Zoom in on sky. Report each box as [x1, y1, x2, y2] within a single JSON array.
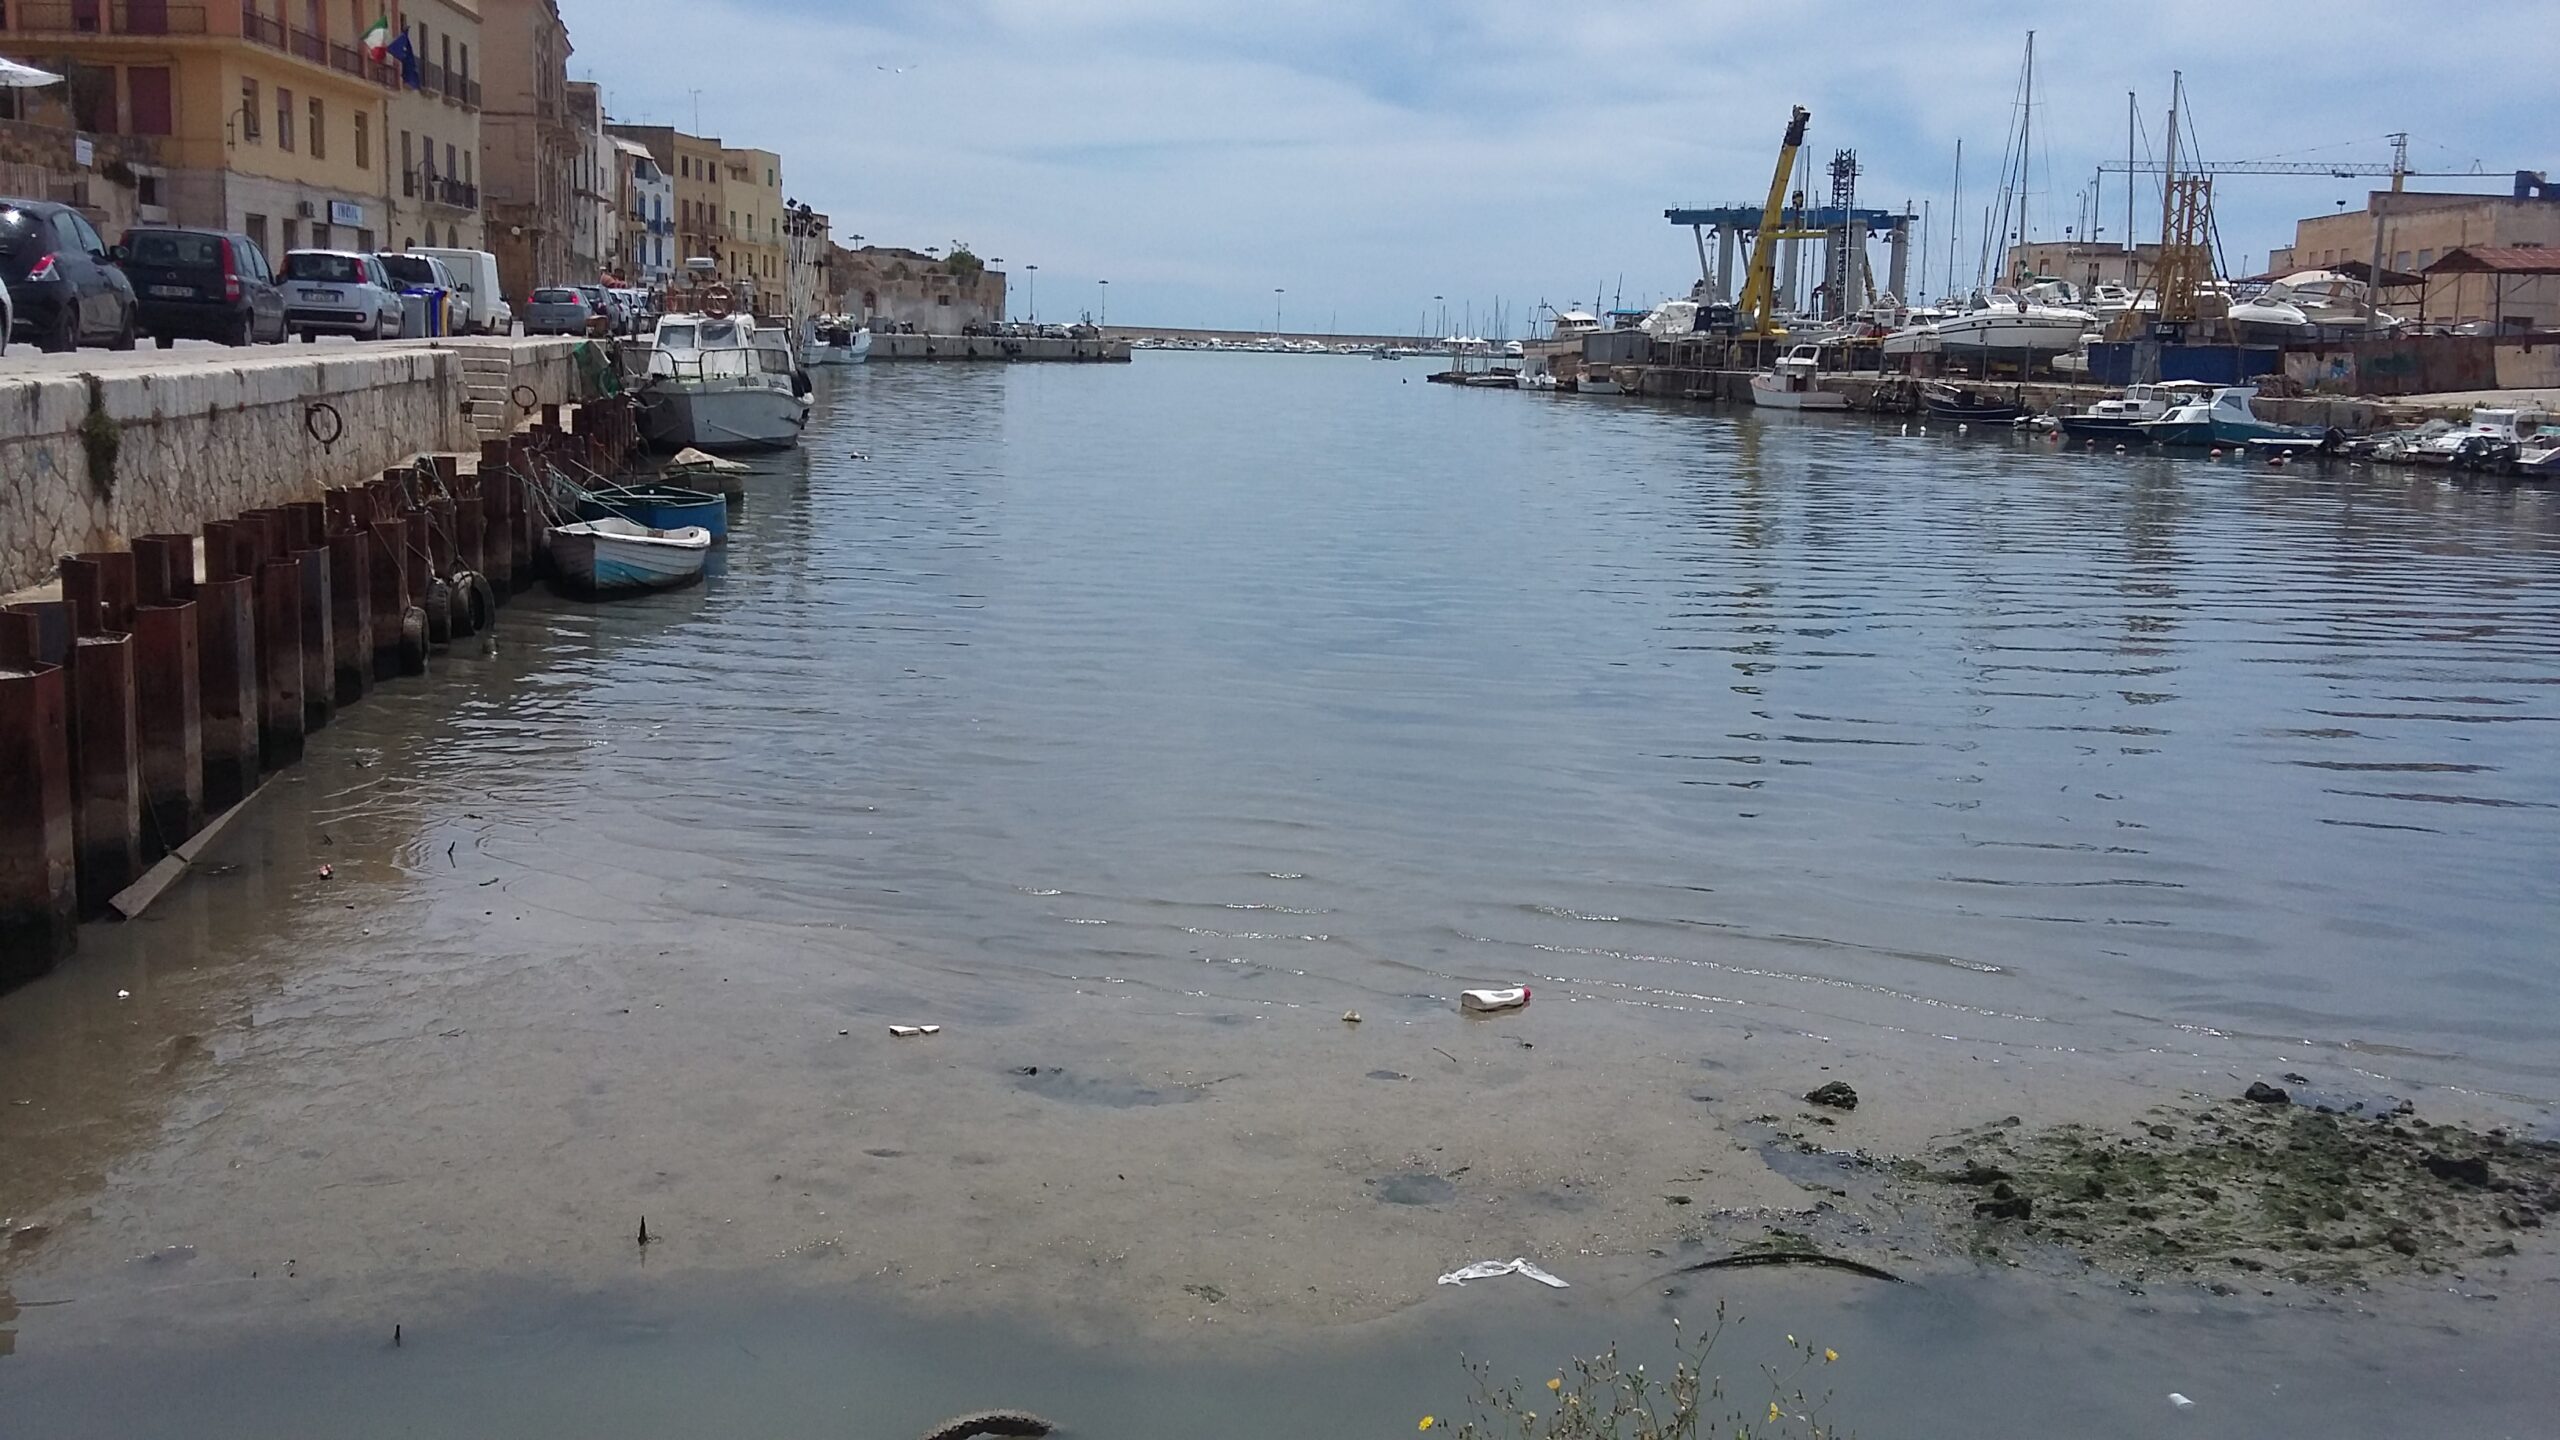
[[562, 0, 2559, 334]]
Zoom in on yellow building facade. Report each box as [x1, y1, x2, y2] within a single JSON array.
[[2, 1, 415, 256], [718, 145, 782, 305], [383, 0, 485, 253]]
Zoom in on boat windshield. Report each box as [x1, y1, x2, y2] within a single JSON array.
[[655, 323, 699, 351]]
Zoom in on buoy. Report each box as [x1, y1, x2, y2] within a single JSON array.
[[2209, 447, 2223, 459], [2114, 444, 2128, 453]]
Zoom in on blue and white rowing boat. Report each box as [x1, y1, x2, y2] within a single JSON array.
[[577, 484, 730, 544], [549, 517, 711, 595]]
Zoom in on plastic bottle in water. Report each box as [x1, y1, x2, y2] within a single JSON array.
[[1460, 986, 1531, 1013]]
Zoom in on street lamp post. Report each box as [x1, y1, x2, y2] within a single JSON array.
[[1026, 263, 1038, 322], [1434, 294, 1445, 345], [1274, 287, 1284, 336], [1098, 279, 1108, 328]]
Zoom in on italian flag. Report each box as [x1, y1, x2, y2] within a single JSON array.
[[361, 14, 392, 62]]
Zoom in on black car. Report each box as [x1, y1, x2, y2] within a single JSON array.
[[118, 226, 287, 347], [0, 197, 137, 352]]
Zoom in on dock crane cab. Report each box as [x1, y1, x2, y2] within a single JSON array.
[[1735, 106, 1813, 340]]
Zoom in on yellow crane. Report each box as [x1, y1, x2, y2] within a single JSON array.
[[1736, 105, 1819, 339]]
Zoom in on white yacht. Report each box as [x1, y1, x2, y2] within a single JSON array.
[[804, 313, 874, 366], [635, 291, 813, 452], [1930, 286, 2096, 353], [2408, 406, 2546, 465], [2226, 270, 2400, 346], [1749, 344, 1848, 410]]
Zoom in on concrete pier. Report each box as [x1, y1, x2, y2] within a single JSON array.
[[869, 332, 1133, 363]]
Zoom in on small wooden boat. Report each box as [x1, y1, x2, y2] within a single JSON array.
[[1922, 384, 2027, 425], [549, 517, 711, 594], [578, 484, 729, 544]]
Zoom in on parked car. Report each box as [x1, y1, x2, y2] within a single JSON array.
[[118, 226, 287, 347], [572, 284, 627, 335], [1, 196, 138, 352], [280, 250, 405, 341], [522, 285, 600, 336], [376, 252, 459, 335], [407, 246, 510, 334]]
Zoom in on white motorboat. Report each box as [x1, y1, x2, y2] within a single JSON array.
[[548, 517, 712, 594], [804, 314, 873, 366], [1930, 287, 2096, 353], [636, 289, 813, 452], [1881, 306, 1951, 357], [1749, 344, 1848, 410], [2225, 270, 2401, 346], [2408, 406, 2547, 465]]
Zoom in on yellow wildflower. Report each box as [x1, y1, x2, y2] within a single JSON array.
[[1825, 1348, 1839, 1364], [1770, 1401, 1783, 1423], [1418, 1419, 1434, 1432], [1548, 1377, 1563, 1393]]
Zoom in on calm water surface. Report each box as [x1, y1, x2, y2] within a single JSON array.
[[489, 352, 2560, 1096]]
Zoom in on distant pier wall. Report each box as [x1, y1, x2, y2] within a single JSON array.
[[869, 333, 1131, 363]]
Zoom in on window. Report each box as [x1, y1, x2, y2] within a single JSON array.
[[420, 132, 435, 175], [2394, 250, 2412, 271], [128, 66, 173, 137], [2417, 248, 2436, 268], [400, 131, 413, 194], [357, 227, 373, 251], [441, 34, 451, 75], [461, 151, 471, 185], [246, 213, 269, 255], [459, 42, 469, 82], [241, 79, 261, 142], [308, 96, 324, 159], [354, 111, 368, 170], [311, 222, 331, 249], [283, 217, 301, 251], [277, 86, 293, 152], [445, 142, 455, 179], [766, 168, 774, 186]]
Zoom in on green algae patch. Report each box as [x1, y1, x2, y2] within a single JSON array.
[[1906, 1100, 2560, 1290]]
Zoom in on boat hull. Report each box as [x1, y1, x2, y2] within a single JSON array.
[[806, 331, 874, 366], [1750, 375, 1848, 410], [2058, 415, 2150, 440], [1932, 311, 2090, 354], [549, 522, 711, 594], [639, 384, 811, 453]]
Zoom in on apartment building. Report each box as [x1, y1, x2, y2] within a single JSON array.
[[476, 0, 573, 295], [2, 0, 406, 255], [560, 76, 603, 278], [605, 122, 723, 275], [383, 0, 483, 252], [607, 134, 673, 285], [718, 144, 781, 302]]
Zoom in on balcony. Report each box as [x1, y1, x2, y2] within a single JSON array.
[[10, 2, 211, 34], [425, 176, 476, 210]]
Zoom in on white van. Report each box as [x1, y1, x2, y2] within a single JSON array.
[[407, 247, 512, 335]]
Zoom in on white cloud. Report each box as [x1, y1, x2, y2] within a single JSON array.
[[565, 0, 2560, 330]]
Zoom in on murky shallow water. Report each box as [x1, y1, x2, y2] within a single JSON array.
[[4, 353, 2559, 1429]]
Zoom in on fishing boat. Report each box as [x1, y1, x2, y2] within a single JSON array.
[[2134, 385, 2316, 448], [634, 284, 812, 452], [1921, 382, 2026, 424], [803, 314, 874, 366], [1749, 344, 1848, 410], [548, 517, 712, 595], [2057, 381, 2211, 440], [578, 484, 730, 544]]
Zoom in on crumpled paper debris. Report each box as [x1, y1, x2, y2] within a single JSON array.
[[1436, 1258, 1569, 1288]]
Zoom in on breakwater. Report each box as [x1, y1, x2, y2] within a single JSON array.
[[0, 399, 642, 984], [869, 333, 1132, 362]]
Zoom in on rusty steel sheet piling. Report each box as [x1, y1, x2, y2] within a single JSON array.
[[193, 525, 262, 815], [368, 518, 407, 680], [327, 526, 374, 705], [424, 496, 459, 644], [254, 551, 306, 770], [401, 510, 432, 674], [128, 543, 205, 859], [276, 505, 335, 735], [59, 557, 143, 913], [0, 609, 77, 984]]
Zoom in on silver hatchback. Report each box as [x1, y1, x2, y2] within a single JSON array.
[[523, 286, 600, 336]]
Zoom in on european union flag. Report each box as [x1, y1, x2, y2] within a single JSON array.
[[386, 30, 422, 89]]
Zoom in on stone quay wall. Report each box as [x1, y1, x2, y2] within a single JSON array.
[[1, 340, 584, 596]]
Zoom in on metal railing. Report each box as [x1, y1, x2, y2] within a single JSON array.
[[427, 176, 476, 209], [287, 24, 321, 62], [10, 1, 208, 33], [240, 4, 282, 47]]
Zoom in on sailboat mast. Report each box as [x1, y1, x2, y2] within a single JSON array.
[[1947, 137, 1962, 301], [2015, 29, 2032, 279], [2125, 91, 2136, 258]]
